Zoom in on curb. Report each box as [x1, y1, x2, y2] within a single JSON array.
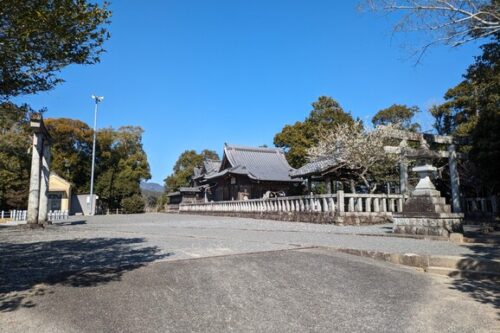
[[335, 248, 500, 280]]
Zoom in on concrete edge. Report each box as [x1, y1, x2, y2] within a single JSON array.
[[334, 247, 500, 279]]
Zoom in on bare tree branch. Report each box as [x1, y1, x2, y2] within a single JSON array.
[[363, 0, 500, 60]]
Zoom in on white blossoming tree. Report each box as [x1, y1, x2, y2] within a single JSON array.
[[308, 122, 399, 192]]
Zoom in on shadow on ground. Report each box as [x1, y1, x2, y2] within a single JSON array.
[[54, 220, 87, 227], [450, 244, 500, 318], [0, 237, 171, 312]]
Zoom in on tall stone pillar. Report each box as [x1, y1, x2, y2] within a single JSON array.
[[27, 133, 42, 224], [38, 143, 51, 222], [399, 160, 408, 195], [448, 144, 461, 213]]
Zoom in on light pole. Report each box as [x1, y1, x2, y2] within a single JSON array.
[[90, 95, 104, 215]]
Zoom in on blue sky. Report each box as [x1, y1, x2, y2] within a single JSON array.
[[15, 0, 483, 183]]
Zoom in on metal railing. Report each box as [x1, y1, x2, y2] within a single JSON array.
[[179, 191, 407, 214]]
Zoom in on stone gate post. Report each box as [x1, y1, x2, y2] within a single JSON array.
[[26, 114, 52, 226], [38, 142, 51, 222], [27, 132, 43, 224], [448, 144, 461, 213]]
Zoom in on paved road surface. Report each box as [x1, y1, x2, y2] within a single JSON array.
[[1, 214, 498, 332]]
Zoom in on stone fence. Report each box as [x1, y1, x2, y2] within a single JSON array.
[[179, 191, 407, 225], [462, 196, 498, 219], [0, 210, 69, 222]]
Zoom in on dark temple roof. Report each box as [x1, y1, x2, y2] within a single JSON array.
[[289, 157, 340, 178], [204, 159, 221, 176], [206, 144, 299, 182], [193, 159, 222, 180]]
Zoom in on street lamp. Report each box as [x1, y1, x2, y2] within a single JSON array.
[[89, 95, 104, 215]]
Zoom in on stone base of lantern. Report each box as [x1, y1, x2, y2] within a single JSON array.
[[393, 164, 463, 237]]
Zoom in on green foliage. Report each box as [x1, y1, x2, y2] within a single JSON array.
[[165, 149, 219, 191], [372, 104, 421, 131], [94, 126, 151, 210], [430, 38, 500, 193], [45, 118, 93, 193], [0, 0, 111, 99], [0, 103, 35, 209], [44, 119, 151, 210], [121, 194, 145, 214], [274, 96, 355, 168]]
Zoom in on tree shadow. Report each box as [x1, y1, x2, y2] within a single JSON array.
[[448, 244, 500, 319], [0, 237, 171, 312], [53, 220, 87, 227]]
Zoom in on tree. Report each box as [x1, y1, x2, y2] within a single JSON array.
[[274, 96, 355, 168], [95, 126, 151, 210], [308, 122, 399, 192], [0, 0, 111, 99], [372, 104, 421, 131], [46, 119, 151, 209], [430, 39, 499, 193], [0, 103, 35, 209], [121, 194, 145, 214], [45, 118, 93, 193], [165, 149, 219, 191], [364, 0, 500, 59]]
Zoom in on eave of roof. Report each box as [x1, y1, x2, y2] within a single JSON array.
[[290, 158, 339, 178]]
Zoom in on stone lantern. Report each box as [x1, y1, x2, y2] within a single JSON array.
[[393, 163, 463, 237]]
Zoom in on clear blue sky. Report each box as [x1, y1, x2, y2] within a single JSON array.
[[15, 0, 483, 183]]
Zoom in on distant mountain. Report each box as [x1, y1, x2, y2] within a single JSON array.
[[140, 181, 164, 193]]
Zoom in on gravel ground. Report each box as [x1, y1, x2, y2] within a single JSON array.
[[0, 213, 496, 260]]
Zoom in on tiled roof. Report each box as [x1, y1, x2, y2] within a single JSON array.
[[193, 167, 203, 179], [204, 159, 221, 175], [204, 165, 250, 180], [289, 158, 339, 178], [217, 144, 299, 182]]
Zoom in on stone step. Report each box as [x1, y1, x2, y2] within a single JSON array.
[[429, 197, 447, 205], [433, 204, 451, 213]]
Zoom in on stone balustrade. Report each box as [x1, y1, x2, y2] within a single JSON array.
[[0, 210, 69, 222], [462, 196, 498, 217], [179, 191, 406, 217]]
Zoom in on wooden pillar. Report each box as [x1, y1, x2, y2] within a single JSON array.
[[325, 176, 332, 194]]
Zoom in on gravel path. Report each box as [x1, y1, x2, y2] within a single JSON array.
[[1, 213, 496, 261]]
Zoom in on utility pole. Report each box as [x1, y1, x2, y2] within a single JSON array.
[[90, 95, 104, 215]]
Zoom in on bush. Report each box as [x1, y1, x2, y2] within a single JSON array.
[[121, 194, 145, 214]]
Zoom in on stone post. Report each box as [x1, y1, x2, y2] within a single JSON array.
[[27, 133, 42, 224], [336, 190, 344, 213], [448, 144, 461, 213], [38, 143, 51, 222], [399, 161, 408, 195]]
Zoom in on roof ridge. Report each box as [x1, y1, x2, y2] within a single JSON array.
[[225, 143, 283, 153]]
